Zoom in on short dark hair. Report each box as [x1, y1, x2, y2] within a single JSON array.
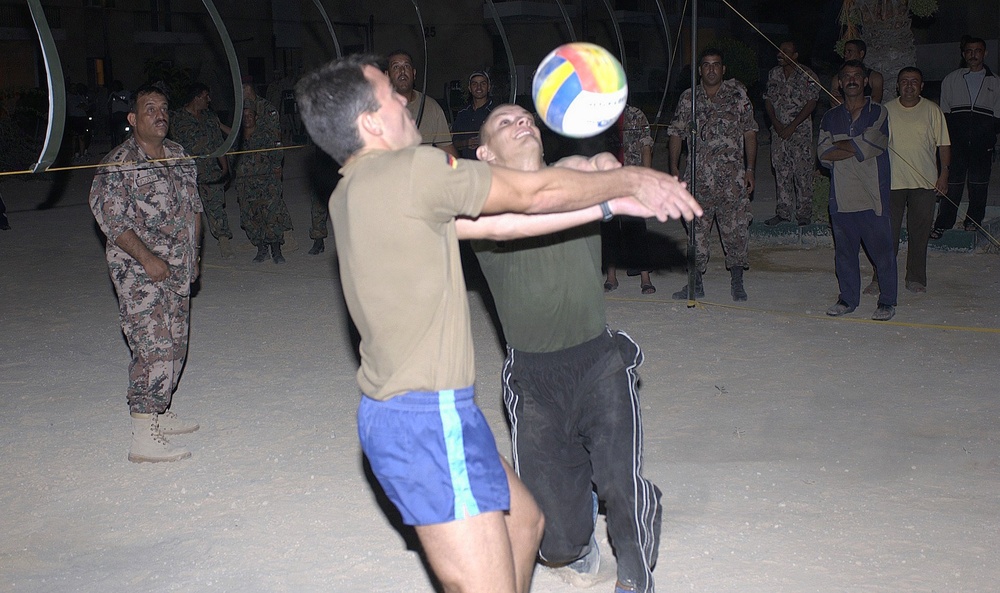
[[779, 39, 798, 54], [699, 47, 724, 64], [181, 82, 210, 107], [385, 49, 414, 70], [295, 54, 382, 165], [130, 84, 169, 113], [897, 66, 923, 82], [838, 59, 867, 80], [962, 37, 987, 51], [845, 39, 867, 55]]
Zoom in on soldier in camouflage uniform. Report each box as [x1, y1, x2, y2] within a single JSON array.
[[233, 105, 292, 264], [169, 83, 233, 258], [668, 47, 758, 301], [763, 40, 819, 226], [240, 77, 280, 142], [89, 84, 203, 463]]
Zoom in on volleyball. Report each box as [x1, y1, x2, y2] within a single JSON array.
[[532, 42, 628, 138]]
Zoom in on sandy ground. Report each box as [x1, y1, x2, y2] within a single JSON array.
[[2, 141, 999, 593]]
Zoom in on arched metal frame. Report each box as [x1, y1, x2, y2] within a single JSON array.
[[200, 0, 242, 160], [485, 0, 517, 103], [27, 0, 65, 173], [311, 0, 343, 59]]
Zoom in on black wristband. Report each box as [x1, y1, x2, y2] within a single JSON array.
[[600, 201, 613, 222]]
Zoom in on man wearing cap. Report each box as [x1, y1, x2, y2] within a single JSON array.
[[451, 70, 495, 159]]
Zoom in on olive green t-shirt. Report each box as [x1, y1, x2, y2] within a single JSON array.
[[473, 222, 607, 353], [331, 147, 492, 400]]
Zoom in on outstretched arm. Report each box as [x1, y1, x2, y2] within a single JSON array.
[[483, 161, 700, 222], [456, 196, 653, 240]]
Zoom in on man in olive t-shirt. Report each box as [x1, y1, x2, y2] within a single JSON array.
[[459, 104, 662, 593], [295, 56, 699, 593]]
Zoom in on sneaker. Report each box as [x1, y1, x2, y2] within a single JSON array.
[[764, 215, 789, 226], [862, 280, 879, 295], [826, 300, 856, 316], [871, 304, 895, 321], [614, 580, 638, 593], [905, 281, 926, 293], [566, 538, 600, 577]]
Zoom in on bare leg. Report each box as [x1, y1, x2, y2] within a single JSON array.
[[501, 458, 544, 593], [415, 458, 543, 593]]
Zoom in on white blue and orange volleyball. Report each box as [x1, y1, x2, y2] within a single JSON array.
[[532, 42, 628, 138]]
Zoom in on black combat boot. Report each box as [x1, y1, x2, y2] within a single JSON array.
[[730, 267, 747, 301], [671, 270, 704, 300], [308, 238, 325, 255], [271, 242, 285, 264], [252, 243, 269, 263]]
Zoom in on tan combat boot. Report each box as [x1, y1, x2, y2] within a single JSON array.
[[129, 413, 191, 463], [156, 410, 200, 435]]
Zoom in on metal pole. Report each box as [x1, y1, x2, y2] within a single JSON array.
[[685, 0, 698, 305]]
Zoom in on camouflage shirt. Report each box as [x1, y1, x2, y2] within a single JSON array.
[[89, 137, 202, 295], [622, 106, 653, 167], [244, 96, 281, 147], [668, 79, 758, 180], [233, 122, 282, 178], [763, 65, 820, 133], [169, 108, 226, 182]]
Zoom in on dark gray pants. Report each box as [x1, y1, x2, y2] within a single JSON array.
[[502, 329, 662, 593]]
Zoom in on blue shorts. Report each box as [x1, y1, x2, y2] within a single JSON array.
[[357, 386, 511, 526]]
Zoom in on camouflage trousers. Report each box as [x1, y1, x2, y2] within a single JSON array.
[[236, 176, 293, 245], [771, 130, 814, 222], [113, 265, 191, 414], [199, 180, 232, 240], [690, 175, 751, 273], [310, 192, 329, 240]]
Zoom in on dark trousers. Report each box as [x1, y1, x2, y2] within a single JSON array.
[[503, 329, 661, 593], [890, 188, 935, 287], [602, 216, 652, 271], [935, 134, 994, 229], [831, 208, 898, 308]]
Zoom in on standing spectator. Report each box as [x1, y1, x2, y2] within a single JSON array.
[[668, 47, 758, 301], [385, 50, 458, 157], [818, 61, 897, 321], [763, 40, 819, 226], [89, 84, 203, 462], [932, 37, 1000, 237], [233, 105, 292, 264], [831, 39, 884, 105], [879, 67, 950, 293], [451, 70, 495, 159], [604, 105, 657, 294], [240, 76, 280, 143], [294, 54, 699, 593], [169, 83, 234, 258], [467, 103, 663, 593]]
